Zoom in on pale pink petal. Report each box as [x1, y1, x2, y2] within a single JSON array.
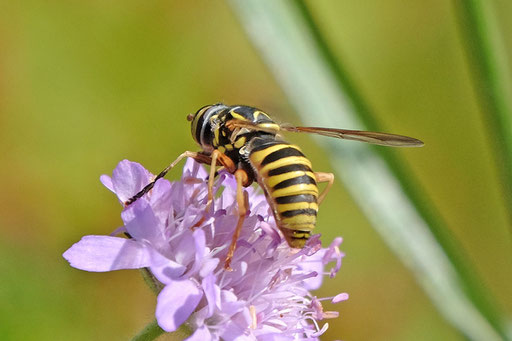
[[149, 180, 173, 223], [111, 160, 152, 203], [100, 174, 114, 193], [298, 249, 326, 290], [219, 290, 245, 316], [156, 279, 203, 332], [220, 320, 252, 341], [185, 325, 213, 341], [256, 333, 294, 341], [123, 201, 165, 247], [149, 260, 187, 285], [183, 157, 208, 180], [199, 258, 220, 278], [171, 231, 196, 266], [66, 158, 346, 339], [188, 229, 207, 275], [63, 235, 153, 271], [202, 274, 221, 317], [332, 292, 349, 303]]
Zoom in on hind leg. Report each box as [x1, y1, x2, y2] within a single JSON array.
[[314, 172, 334, 205]]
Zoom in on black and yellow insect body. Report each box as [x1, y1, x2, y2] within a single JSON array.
[[247, 138, 318, 248], [126, 103, 423, 269], [188, 104, 280, 185], [189, 104, 320, 248]]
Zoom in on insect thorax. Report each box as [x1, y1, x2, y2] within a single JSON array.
[[196, 105, 275, 157]]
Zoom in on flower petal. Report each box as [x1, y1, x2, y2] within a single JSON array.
[[332, 292, 349, 303], [122, 200, 165, 248], [188, 229, 208, 276], [199, 258, 220, 278], [99, 174, 114, 193], [202, 274, 221, 317], [194, 229, 206, 263], [219, 290, 245, 316], [156, 279, 204, 332], [149, 258, 187, 285], [171, 230, 196, 267], [256, 333, 294, 341], [183, 157, 208, 180], [149, 179, 174, 223], [220, 320, 252, 341], [63, 235, 153, 271], [185, 325, 213, 341], [111, 160, 152, 203], [72, 159, 346, 339], [299, 255, 325, 291]]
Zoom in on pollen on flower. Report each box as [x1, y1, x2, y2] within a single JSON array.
[[63, 158, 347, 340]]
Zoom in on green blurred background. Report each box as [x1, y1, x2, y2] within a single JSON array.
[[0, 1, 511, 340]]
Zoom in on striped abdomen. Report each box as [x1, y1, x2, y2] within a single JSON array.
[[247, 138, 318, 248]]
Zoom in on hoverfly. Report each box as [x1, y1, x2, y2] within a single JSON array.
[[125, 104, 423, 269]]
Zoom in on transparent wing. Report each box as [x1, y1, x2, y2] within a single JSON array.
[[280, 125, 424, 147], [225, 119, 424, 147]]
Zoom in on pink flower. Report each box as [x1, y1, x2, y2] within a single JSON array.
[[63, 159, 347, 340]]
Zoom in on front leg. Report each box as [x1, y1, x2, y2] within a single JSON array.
[[205, 150, 237, 212], [124, 151, 212, 206]]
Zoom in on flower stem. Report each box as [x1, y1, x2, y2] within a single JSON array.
[[130, 319, 165, 341], [131, 320, 192, 341], [134, 270, 191, 340], [140, 267, 164, 295]]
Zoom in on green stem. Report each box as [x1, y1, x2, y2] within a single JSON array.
[[295, 1, 507, 338], [140, 267, 164, 295], [130, 319, 165, 341], [453, 0, 512, 234], [129, 271, 168, 340], [130, 320, 192, 341]]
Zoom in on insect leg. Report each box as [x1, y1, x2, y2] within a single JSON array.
[[205, 150, 219, 211], [224, 169, 249, 271], [314, 172, 335, 205], [205, 150, 237, 212], [124, 151, 212, 206]]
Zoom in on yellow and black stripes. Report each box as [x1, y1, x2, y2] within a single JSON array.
[[248, 138, 318, 248], [189, 103, 320, 248]]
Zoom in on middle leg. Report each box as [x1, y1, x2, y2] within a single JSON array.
[[223, 169, 249, 271]]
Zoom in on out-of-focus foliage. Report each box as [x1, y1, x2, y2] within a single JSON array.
[[229, 0, 510, 339], [0, 1, 510, 340]]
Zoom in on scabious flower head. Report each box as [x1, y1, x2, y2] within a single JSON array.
[[63, 159, 347, 340]]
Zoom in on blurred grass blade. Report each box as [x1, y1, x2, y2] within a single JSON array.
[[228, 0, 507, 339], [453, 0, 512, 233]]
